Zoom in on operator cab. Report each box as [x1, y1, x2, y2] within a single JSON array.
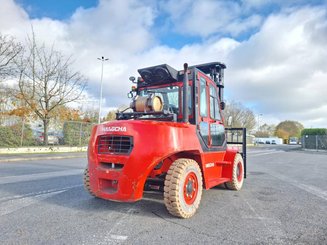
[[117, 62, 226, 126]]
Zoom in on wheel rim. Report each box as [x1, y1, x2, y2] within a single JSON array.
[[237, 161, 243, 182], [183, 172, 198, 205]]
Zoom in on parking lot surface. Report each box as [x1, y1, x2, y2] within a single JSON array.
[[0, 146, 326, 244]]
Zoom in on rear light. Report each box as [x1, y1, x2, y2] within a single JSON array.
[[98, 135, 133, 154]]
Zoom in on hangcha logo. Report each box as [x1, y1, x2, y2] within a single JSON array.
[[103, 126, 127, 132]]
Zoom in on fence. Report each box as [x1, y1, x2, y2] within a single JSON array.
[[301, 135, 327, 150], [63, 121, 94, 146], [226, 127, 247, 178], [0, 120, 95, 147]]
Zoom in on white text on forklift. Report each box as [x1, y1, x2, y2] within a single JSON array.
[[103, 126, 127, 132]]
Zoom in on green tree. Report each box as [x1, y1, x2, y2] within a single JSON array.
[[0, 126, 16, 147], [301, 128, 327, 136], [0, 122, 34, 147]]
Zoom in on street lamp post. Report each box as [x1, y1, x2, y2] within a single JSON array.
[[257, 113, 263, 131], [97, 56, 109, 124]]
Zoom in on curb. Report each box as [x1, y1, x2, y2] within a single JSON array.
[[0, 146, 87, 154], [0, 154, 86, 163]]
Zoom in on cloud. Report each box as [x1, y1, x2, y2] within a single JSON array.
[[227, 6, 327, 126], [68, 0, 155, 54], [161, 0, 263, 37], [1, 0, 327, 127], [0, 0, 29, 36], [0, 0, 157, 106]]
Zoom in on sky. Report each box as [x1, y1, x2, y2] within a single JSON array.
[[0, 0, 327, 128]]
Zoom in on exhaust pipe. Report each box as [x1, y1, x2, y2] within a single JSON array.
[[183, 63, 189, 123]]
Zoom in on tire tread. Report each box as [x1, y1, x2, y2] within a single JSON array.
[[164, 158, 203, 218], [83, 168, 96, 197], [225, 154, 244, 191]]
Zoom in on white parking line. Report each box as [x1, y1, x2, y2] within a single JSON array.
[[0, 185, 82, 216], [102, 208, 137, 243], [243, 197, 284, 242], [249, 150, 283, 157], [0, 169, 83, 185], [0, 190, 64, 216], [0, 184, 83, 202], [109, 235, 128, 241]]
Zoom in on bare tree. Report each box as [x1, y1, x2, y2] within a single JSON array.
[[254, 123, 276, 137], [0, 33, 22, 79], [223, 100, 256, 131], [16, 33, 86, 145]]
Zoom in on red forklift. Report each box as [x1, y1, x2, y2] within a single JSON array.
[[85, 62, 246, 218]]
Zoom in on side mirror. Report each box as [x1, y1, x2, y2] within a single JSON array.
[[220, 101, 225, 110]]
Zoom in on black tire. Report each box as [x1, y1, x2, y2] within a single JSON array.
[[225, 154, 244, 191], [83, 168, 96, 197], [164, 158, 203, 218]]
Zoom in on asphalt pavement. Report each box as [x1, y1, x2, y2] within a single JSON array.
[[0, 146, 326, 244]]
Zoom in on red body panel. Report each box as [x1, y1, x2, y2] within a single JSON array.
[[87, 120, 237, 202]]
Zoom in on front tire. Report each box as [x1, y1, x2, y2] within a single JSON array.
[[225, 154, 244, 191], [164, 158, 203, 218]]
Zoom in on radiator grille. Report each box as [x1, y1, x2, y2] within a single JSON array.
[[98, 135, 133, 154]]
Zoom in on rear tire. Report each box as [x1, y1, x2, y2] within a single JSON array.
[[164, 158, 203, 218], [225, 154, 244, 191], [83, 168, 96, 197]]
